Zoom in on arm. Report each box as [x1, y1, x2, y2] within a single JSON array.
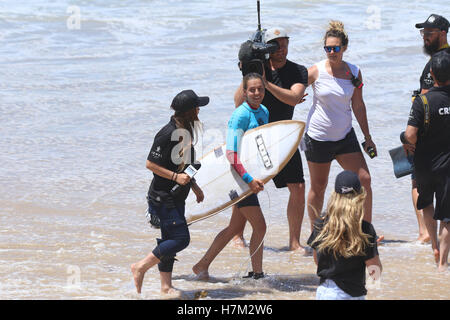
[[307, 64, 319, 86], [402, 125, 419, 155], [264, 81, 306, 106], [365, 255, 382, 281], [234, 82, 245, 108], [146, 160, 190, 185], [351, 70, 376, 155]]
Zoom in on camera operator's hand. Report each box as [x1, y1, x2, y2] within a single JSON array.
[[298, 93, 308, 104]]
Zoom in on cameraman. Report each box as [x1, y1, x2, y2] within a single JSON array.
[[402, 50, 450, 272], [234, 28, 309, 252]]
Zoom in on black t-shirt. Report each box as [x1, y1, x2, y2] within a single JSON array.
[[307, 217, 379, 297], [407, 85, 450, 173], [147, 117, 196, 204], [263, 59, 308, 123], [420, 47, 448, 92]]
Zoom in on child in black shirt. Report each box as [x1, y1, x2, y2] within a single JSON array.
[[307, 170, 382, 300]]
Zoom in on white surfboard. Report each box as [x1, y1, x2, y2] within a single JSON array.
[[185, 120, 305, 225]]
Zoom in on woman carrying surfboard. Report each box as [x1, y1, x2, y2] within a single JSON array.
[[131, 89, 207, 295], [193, 73, 268, 280]]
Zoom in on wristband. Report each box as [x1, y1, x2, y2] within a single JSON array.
[[242, 173, 254, 184]]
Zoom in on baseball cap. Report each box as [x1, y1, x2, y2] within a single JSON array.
[[170, 90, 209, 113], [264, 27, 289, 43], [415, 14, 449, 32], [334, 170, 361, 195]]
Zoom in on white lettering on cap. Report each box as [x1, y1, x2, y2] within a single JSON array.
[[428, 16, 436, 23]]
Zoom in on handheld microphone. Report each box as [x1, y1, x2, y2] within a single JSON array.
[[170, 163, 201, 194]]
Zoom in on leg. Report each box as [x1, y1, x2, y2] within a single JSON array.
[[193, 205, 247, 278], [335, 152, 372, 222], [231, 205, 247, 248], [239, 206, 267, 274], [412, 179, 430, 243], [307, 161, 331, 230], [438, 222, 449, 272], [422, 205, 440, 263], [131, 252, 160, 294], [286, 182, 306, 251]]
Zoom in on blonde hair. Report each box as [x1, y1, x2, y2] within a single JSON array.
[[311, 188, 370, 259], [324, 20, 349, 47]]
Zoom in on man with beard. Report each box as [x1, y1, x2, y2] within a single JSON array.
[[416, 14, 449, 94], [407, 14, 449, 244]]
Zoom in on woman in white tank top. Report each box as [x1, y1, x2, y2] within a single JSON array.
[[304, 21, 377, 227]]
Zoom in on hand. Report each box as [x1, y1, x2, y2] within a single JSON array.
[[363, 138, 377, 157], [175, 173, 191, 185], [402, 143, 415, 156], [248, 179, 264, 194], [298, 93, 308, 104]]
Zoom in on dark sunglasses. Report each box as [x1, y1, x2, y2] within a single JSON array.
[[324, 46, 342, 53]]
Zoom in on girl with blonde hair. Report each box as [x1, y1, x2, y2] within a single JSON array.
[[307, 170, 382, 300]]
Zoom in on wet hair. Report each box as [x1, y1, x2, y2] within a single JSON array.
[[324, 20, 349, 47], [431, 50, 450, 83], [311, 187, 371, 259], [242, 73, 265, 90]]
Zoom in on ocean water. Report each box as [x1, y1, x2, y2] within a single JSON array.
[[0, 0, 449, 299]]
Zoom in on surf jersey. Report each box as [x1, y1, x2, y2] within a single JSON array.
[[226, 102, 269, 183], [306, 60, 359, 142], [263, 59, 308, 123]]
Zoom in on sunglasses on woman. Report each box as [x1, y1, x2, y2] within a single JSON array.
[[324, 46, 342, 53]]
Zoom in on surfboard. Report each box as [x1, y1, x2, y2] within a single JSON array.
[[185, 120, 305, 225]]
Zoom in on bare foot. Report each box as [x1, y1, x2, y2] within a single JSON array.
[[131, 263, 145, 294], [161, 287, 182, 299], [192, 264, 210, 281], [232, 236, 247, 248], [437, 263, 448, 273], [289, 245, 312, 256], [417, 235, 431, 244]]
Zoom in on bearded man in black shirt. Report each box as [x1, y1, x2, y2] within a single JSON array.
[[233, 27, 309, 252], [403, 50, 450, 272]]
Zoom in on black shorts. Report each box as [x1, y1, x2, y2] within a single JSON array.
[[237, 193, 260, 208], [304, 128, 362, 163], [272, 149, 305, 188], [416, 170, 450, 222]]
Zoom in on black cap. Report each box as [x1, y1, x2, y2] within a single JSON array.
[[415, 14, 449, 32], [335, 170, 361, 194], [170, 90, 209, 113]]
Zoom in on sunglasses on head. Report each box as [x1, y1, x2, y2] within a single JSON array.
[[324, 46, 342, 53]]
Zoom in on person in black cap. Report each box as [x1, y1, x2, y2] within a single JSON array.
[[131, 89, 208, 295], [416, 14, 449, 93], [233, 27, 309, 253], [402, 50, 450, 272], [409, 14, 449, 244], [307, 170, 382, 300]]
